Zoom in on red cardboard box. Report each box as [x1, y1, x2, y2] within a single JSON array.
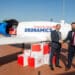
[[28, 56, 43, 68], [17, 54, 28, 67], [43, 44, 51, 54], [31, 44, 43, 57], [31, 44, 41, 52]]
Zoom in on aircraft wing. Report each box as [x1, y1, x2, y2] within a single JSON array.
[[0, 36, 50, 45]]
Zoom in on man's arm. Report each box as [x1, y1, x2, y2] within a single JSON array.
[[61, 31, 71, 49], [59, 32, 63, 43], [63, 31, 71, 43]]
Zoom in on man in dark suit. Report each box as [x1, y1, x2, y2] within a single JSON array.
[[50, 24, 63, 70], [64, 22, 75, 70]]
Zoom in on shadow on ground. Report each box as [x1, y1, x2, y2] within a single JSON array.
[[0, 51, 22, 66], [57, 71, 75, 75]]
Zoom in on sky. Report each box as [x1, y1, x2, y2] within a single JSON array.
[[0, 0, 75, 23]]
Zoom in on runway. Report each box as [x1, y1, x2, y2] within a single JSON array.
[[0, 44, 75, 75]]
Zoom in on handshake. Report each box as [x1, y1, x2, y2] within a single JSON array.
[[59, 40, 63, 44], [59, 40, 68, 49]]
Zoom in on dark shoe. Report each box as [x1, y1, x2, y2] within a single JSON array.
[[65, 65, 71, 71], [65, 67, 70, 71], [55, 65, 62, 68], [49, 65, 54, 70]]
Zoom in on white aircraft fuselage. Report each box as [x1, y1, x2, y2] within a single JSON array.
[[0, 20, 71, 45], [17, 21, 71, 41]]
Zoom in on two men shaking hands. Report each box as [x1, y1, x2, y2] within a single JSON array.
[[50, 22, 75, 70]]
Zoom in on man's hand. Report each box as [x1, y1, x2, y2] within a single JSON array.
[[61, 43, 68, 49], [59, 40, 63, 44]]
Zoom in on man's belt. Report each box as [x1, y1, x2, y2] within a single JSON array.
[[52, 41, 60, 44]]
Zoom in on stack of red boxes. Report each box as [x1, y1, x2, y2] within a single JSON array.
[[17, 43, 56, 68], [28, 43, 44, 68]]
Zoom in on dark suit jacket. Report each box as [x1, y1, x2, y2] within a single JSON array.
[[51, 30, 61, 49], [64, 31, 73, 44]]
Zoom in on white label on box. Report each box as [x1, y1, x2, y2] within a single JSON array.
[[35, 57, 44, 68], [43, 54, 50, 65]]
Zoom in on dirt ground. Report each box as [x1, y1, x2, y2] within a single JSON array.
[[0, 45, 75, 75]]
